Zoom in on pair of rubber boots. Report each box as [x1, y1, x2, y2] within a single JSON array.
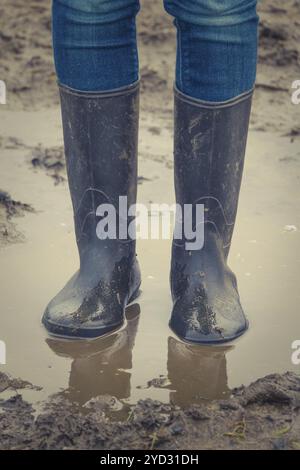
[[42, 81, 253, 344]]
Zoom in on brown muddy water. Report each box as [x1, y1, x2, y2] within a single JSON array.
[[0, 107, 300, 419]]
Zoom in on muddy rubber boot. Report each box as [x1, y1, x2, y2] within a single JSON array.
[[170, 87, 253, 344], [42, 82, 141, 338]]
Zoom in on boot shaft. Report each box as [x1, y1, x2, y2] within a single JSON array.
[[173, 87, 253, 253], [59, 82, 140, 253]]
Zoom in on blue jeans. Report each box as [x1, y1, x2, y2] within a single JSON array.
[[52, 0, 258, 101]]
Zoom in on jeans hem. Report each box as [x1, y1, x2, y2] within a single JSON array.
[[174, 84, 254, 108], [58, 79, 140, 98]]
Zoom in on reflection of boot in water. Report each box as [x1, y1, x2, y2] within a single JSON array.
[[46, 304, 140, 406], [167, 336, 232, 407]]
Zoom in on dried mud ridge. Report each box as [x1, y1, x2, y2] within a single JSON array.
[[29, 144, 149, 185], [0, 190, 34, 245], [31, 145, 66, 185], [0, 371, 299, 450]]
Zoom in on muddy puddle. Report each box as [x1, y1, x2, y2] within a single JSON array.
[[0, 107, 299, 420]]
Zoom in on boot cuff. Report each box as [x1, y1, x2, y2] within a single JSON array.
[[174, 85, 254, 109], [58, 80, 140, 99]]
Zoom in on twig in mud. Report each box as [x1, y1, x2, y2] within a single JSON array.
[[224, 417, 247, 440], [273, 424, 292, 438], [150, 431, 158, 450], [126, 409, 134, 422]]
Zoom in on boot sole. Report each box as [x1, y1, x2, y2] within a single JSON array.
[[169, 317, 249, 345]]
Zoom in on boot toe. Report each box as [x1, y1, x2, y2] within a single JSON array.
[[42, 302, 124, 339], [42, 308, 124, 339], [169, 296, 248, 345], [42, 277, 125, 339]]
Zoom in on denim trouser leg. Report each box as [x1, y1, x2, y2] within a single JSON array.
[[52, 0, 258, 99], [164, 0, 259, 101], [52, 0, 140, 91]]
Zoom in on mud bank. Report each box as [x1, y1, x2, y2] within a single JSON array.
[[0, 371, 299, 450], [0, 0, 300, 452]]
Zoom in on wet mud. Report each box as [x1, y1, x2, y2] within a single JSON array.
[[0, 0, 300, 450], [0, 370, 299, 450], [30, 145, 65, 185], [0, 190, 34, 245]]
